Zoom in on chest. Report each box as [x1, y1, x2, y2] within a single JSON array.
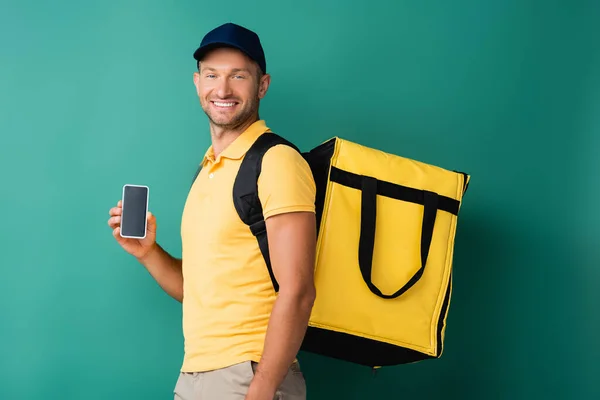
[[181, 163, 248, 245]]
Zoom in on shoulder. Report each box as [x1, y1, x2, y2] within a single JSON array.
[[257, 141, 316, 219], [260, 142, 314, 185], [262, 142, 304, 166]]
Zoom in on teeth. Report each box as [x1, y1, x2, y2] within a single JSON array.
[[214, 102, 235, 107]]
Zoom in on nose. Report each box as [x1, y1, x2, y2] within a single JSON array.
[[215, 77, 233, 99]]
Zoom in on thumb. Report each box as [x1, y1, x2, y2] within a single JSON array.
[[147, 211, 157, 231]]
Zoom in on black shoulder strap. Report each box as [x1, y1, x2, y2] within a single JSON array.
[[232, 132, 300, 292], [191, 164, 203, 187]]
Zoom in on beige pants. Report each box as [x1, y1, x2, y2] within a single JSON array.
[[173, 360, 306, 400]]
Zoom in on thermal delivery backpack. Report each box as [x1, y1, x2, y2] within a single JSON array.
[[193, 133, 470, 369]]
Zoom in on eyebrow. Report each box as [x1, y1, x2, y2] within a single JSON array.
[[201, 66, 251, 74]]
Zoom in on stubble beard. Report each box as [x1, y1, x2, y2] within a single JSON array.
[[203, 94, 260, 132]]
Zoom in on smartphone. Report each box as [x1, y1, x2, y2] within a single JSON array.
[[120, 184, 149, 239]]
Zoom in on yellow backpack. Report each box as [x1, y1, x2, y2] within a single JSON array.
[[214, 134, 470, 368]]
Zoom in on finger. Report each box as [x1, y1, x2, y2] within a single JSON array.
[[118, 200, 122, 207], [108, 216, 121, 228], [113, 226, 120, 236], [109, 207, 122, 216]]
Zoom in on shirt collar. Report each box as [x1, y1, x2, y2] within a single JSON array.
[[202, 120, 270, 166]]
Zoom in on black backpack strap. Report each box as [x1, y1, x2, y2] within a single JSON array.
[[232, 132, 300, 292], [191, 164, 203, 187]]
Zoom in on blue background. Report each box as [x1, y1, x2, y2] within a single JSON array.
[[1, 0, 599, 398]]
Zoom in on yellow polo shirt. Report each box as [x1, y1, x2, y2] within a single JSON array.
[[179, 120, 316, 372]]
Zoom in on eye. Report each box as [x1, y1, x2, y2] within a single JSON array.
[[233, 75, 245, 79], [206, 74, 216, 79]]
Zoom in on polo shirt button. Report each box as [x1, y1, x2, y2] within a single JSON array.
[[209, 173, 214, 179]]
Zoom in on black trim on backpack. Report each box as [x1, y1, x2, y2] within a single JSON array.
[[454, 170, 470, 194], [436, 270, 452, 357], [300, 270, 452, 368]]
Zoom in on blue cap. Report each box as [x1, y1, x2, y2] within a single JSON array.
[[193, 23, 266, 74]]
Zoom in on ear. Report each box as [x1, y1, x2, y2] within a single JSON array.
[[193, 72, 201, 96], [258, 73, 271, 99]]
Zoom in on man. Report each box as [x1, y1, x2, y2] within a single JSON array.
[[107, 22, 317, 399]]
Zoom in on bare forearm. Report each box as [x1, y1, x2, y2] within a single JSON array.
[[137, 243, 183, 302], [248, 291, 315, 398]]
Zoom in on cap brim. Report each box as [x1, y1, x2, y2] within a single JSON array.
[[193, 41, 252, 62]]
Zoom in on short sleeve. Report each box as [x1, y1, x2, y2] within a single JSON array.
[[257, 144, 316, 220]]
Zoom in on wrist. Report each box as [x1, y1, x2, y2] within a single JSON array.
[[246, 379, 277, 400], [137, 242, 159, 264]]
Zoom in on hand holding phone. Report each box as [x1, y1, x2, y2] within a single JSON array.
[[108, 184, 156, 259]]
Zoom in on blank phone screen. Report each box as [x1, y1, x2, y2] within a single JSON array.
[[121, 185, 148, 238]]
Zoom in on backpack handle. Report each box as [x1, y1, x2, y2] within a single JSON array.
[[358, 175, 439, 299]]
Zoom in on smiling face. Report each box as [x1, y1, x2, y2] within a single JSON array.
[[193, 47, 270, 131]]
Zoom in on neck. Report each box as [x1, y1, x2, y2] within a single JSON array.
[[210, 115, 259, 157]]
